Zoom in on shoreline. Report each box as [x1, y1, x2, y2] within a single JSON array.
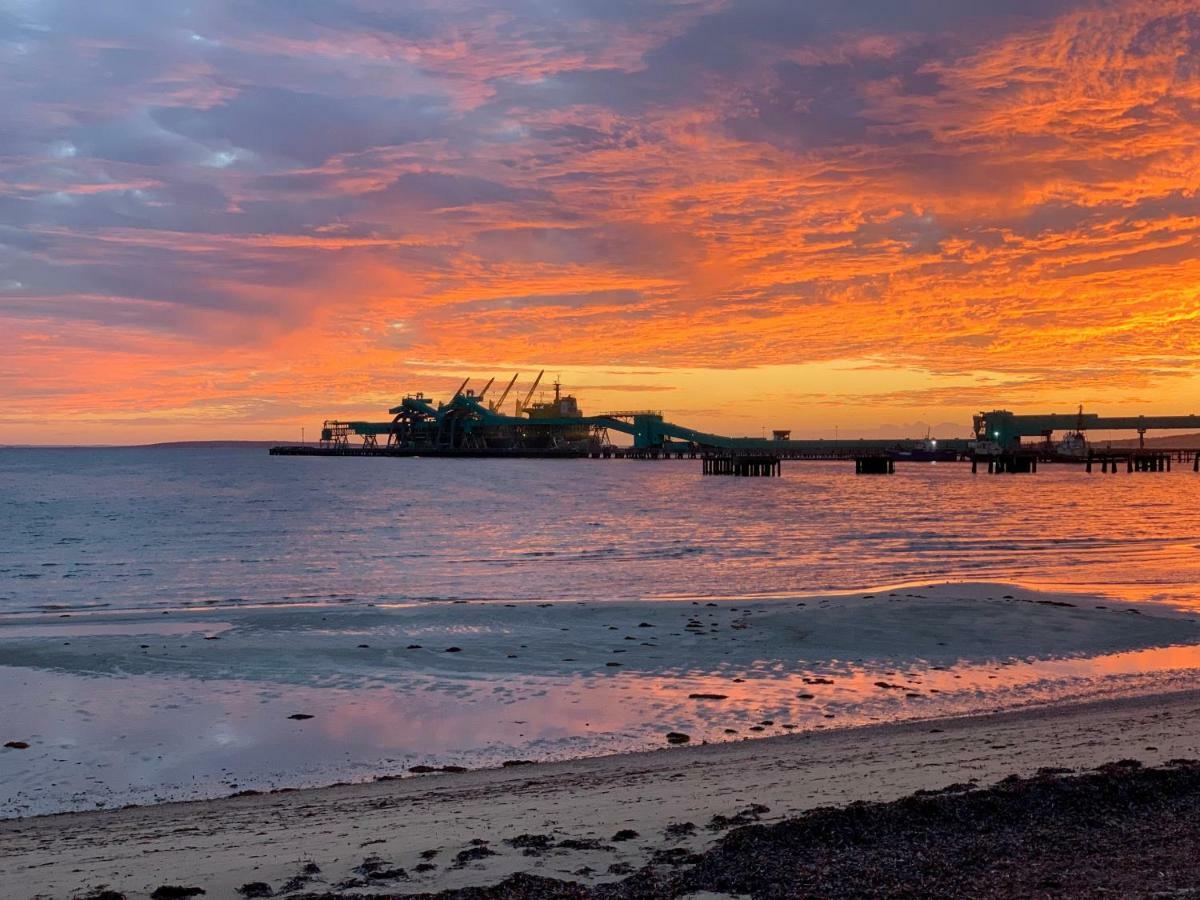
[[2, 580, 1200, 820], [6, 685, 1200, 899], [7, 675, 1200, 824], [3, 582, 1200, 818]]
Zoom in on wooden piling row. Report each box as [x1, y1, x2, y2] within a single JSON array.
[[1085, 451, 1172, 473], [854, 457, 895, 475], [701, 454, 781, 476], [599, 447, 700, 460], [970, 453, 1038, 474]]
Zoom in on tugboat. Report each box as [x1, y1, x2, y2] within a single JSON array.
[[1049, 405, 1089, 461], [1053, 430, 1089, 460], [889, 429, 960, 462]]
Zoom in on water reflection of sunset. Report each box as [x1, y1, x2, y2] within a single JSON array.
[[7, 456, 1200, 611], [6, 605, 1200, 816]]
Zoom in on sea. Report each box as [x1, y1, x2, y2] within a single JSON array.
[[6, 447, 1200, 609], [3, 447, 1200, 816]]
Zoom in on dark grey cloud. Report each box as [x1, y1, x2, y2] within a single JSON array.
[[726, 48, 948, 152], [65, 114, 210, 168], [152, 87, 444, 167], [451, 288, 644, 314], [802, 209, 946, 255], [470, 222, 702, 271], [486, 0, 1085, 141], [368, 172, 549, 211], [221, 0, 436, 39], [0, 0, 1183, 358], [529, 123, 641, 153], [1129, 10, 1200, 56], [643, 0, 1083, 79]]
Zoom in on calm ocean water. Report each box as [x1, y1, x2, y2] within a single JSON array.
[[4, 447, 1200, 612], [6, 447, 1200, 815]]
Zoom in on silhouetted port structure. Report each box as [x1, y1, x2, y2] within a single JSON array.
[[272, 372, 973, 461], [973, 410, 1200, 451], [270, 375, 1200, 476], [969, 409, 1200, 476]]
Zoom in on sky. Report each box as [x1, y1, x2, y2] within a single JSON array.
[[2, 0, 1200, 443]]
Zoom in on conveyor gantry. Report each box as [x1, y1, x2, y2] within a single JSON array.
[[975, 410, 1200, 450]]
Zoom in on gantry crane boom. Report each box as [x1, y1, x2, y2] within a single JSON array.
[[491, 373, 520, 411], [519, 370, 544, 413]]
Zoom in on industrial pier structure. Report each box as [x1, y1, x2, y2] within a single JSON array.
[[970, 409, 1200, 477], [270, 374, 1200, 476], [973, 410, 1200, 451], [269, 371, 972, 461]]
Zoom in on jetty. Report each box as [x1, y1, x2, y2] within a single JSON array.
[[270, 373, 1200, 476]]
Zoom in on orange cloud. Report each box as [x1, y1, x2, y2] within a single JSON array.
[[2, 0, 1200, 442]]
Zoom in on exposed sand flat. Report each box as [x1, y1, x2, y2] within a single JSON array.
[[5, 687, 1200, 900], [6, 584, 1191, 684], [3, 583, 1199, 817]]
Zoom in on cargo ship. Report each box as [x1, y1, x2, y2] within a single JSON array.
[[518, 378, 593, 449]]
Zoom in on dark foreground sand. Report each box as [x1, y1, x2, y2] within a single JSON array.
[[403, 758, 1200, 899], [7, 688, 1200, 899]]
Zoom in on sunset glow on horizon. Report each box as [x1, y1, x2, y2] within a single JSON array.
[[4, 0, 1200, 443]]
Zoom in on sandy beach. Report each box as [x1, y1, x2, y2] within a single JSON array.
[[5, 685, 1200, 899], [4, 583, 1200, 818], [5, 582, 1200, 898], [9, 0, 1200, 891]]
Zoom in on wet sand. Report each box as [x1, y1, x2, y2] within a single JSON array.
[[4, 583, 1199, 817], [5, 687, 1200, 899]]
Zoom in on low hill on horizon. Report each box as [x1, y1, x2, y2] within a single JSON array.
[[1096, 432, 1200, 450], [138, 440, 294, 449]]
